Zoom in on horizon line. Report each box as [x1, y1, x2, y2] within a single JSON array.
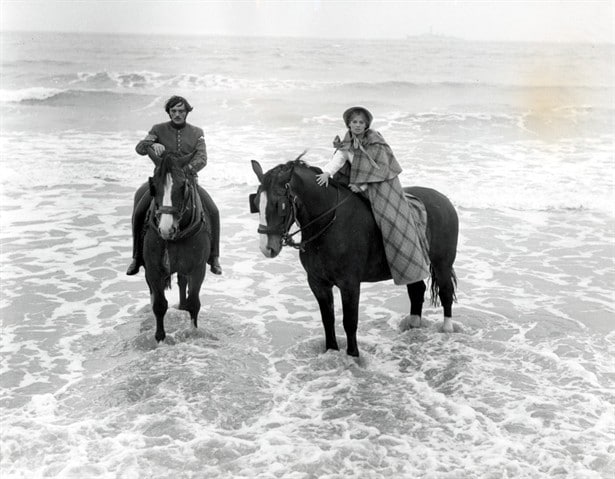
[[1, 28, 612, 46]]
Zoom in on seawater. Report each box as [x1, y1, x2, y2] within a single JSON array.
[[1, 32, 613, 478]]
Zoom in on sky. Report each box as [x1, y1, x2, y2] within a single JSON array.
[[0, 0, 613, 43]]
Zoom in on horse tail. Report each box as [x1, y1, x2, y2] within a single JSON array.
[[429, 264, 457, 306]]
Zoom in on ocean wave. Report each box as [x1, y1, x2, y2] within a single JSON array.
[[337, 79, 614, 91], [0, 87, 64, 103], [0, 87, 151, 104], [72, 70, 163, 89], [4, 71, 613, 103], [68, 70, 318, 92], [3, 58, 77, 67], [456, 201, 611, 215]]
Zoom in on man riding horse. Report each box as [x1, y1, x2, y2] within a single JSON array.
[[126, 95, 222, 276]]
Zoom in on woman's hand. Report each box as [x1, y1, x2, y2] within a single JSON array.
[[316, 172, 331, 187], [349, 183, 363, 193]]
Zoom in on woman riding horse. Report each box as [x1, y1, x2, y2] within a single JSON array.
[[252, 156, 458, 357], [316, 106, 430, 286]]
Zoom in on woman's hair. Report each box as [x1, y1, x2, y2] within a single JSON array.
[[349, 111, 368, 123], [343, 106, 373, 128], [164, 96, 194, 113]]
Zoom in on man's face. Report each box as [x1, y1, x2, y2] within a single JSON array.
[[169, 103, 188, 124]]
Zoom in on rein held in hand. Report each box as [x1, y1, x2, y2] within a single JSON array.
[[258, 182, 353, 252]]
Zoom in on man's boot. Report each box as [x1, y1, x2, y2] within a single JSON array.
[[209, 257, 222, 275], [126, 189, 149, 276], [126, 258, 141, 276]]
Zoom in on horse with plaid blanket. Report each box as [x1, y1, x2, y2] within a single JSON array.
[[251, 157, 459, 357]]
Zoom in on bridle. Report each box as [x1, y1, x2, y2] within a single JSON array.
[[154, 177, 190, 219], [258, 179, 352, 251], [151, 173, 204, 241]]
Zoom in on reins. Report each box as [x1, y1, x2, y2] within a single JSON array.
[[281, 180, 353, 251]]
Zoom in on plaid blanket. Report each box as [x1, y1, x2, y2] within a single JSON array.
[[363, 176, 430, 285]]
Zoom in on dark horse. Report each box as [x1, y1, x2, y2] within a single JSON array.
[[251, 157, 458, 357], [143, 151, 211, 342]]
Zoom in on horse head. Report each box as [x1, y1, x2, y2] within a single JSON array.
[[250, 156, 312, 258], [150, 151, 194, 240], [251, 153, 342, 257], [251, 158, 297, 257]]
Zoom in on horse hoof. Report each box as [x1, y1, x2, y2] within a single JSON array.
[[440, 318, 454, 333], [325, 342, 339, 352], [155, 332, 166, 342], [400, 314, 422, 331]]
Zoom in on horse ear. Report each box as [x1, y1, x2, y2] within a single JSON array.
[[251, 160, 264, 182], [295, 150, 308, 162]]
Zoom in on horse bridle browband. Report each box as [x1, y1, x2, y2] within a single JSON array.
[[154, 178, 191, 220], [258, 180, 352, 251]]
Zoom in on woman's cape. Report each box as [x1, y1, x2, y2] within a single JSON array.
[[335, 130, 403, 184], [334, 130, 430, 284]]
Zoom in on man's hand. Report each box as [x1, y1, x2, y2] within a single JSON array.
[[152, 143, 165, 156], [349, 184, 363, 193], [183, 164, 197, 179], [316, 172, 331, 187]]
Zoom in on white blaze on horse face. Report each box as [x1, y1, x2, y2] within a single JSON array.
[[258, 192, 270, 255], [158, 173, 175, 238]]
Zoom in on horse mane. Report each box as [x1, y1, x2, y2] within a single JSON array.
[[263, 157, 343, 188], [155, 152, 190, 182], [157, 153, 175, 179], [290, 159, 350, 190], [287, 159, 323, 175], [261, 153, 352, 194]]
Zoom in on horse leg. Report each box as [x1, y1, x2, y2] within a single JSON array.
[[339, 284, 361, 357], [400, 280, 426, 331], [185, 268, 205, 329], [434, 264, 455, 333], [178, 274, 188, 311], [307, 276, 338, 352], [149, 280, 168, 342]]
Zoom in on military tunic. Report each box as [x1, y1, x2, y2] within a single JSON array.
[[135, 121, 207, 173]]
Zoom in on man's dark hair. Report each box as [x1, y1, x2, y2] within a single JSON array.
[[164, 96, 193, 113]]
